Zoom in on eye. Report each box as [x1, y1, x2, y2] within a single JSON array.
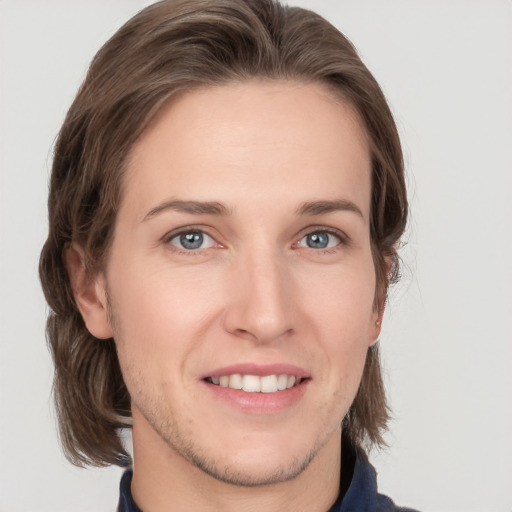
[[298, 230, 341, 250], [168, 230, 215, 251]]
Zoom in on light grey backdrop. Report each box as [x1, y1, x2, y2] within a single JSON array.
[[1, 1, 511, 510]]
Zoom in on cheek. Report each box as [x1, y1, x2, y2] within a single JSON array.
[[302, 261, 377, 334], [298, 259, 377, 381], [107, 261, 222, 357]]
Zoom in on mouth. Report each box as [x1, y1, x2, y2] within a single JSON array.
[[205, 373, 305, 393], [203, 364, 310, 412]]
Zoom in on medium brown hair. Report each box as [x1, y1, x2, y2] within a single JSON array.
[[39, 0, 407, 467]]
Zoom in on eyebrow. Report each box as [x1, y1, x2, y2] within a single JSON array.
[[142, 198, 364, 222], [143, 199, 230, 221], [296, 199, 364, 219]]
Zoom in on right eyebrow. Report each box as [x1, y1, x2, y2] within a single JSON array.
[[142, 199, 231, 222], [295, 199, 364, 219]]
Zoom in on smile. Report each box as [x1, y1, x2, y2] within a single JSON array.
[[206, 374, 302, 393]]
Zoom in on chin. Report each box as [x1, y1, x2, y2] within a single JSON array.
[[166, 424, 330, 488], [185, 445, 318, 487]]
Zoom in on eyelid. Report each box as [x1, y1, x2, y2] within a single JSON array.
[[295, 225, 350, 247], [162, 225, 221, 252], [170, 231, 215, 249], [161, 224, 350, 253]]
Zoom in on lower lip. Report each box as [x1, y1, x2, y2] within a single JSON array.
[[203, 379, 309, 414]]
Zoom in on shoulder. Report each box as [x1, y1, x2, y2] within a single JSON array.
[[336, 443, 420, 512]]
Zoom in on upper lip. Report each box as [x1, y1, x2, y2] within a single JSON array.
[[203, 363, 310, 380]]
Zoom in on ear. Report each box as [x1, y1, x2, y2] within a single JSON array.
[[65, 244, 113, 339], [368, 255, 392, 346], [368, 305, 385, 347]]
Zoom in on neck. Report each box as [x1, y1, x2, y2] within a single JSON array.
[[130, 413, 343, 512]]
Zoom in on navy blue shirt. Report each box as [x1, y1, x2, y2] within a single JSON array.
[[118, 443, 418, 511]]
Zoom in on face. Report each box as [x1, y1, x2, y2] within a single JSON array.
[[81, 80, 382, 486]]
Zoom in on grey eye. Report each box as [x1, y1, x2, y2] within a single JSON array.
[[170, 231, 215, 250], [299, 231, 340, 249]]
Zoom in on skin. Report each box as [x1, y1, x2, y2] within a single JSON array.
[[71, 80, 383, 512]]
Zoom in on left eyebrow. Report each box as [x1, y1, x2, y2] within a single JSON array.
[[296, 199, 364, 219], [142, 199, 230, 221]]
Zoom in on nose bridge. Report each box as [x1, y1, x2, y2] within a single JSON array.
[[224, 240, 293, 342]]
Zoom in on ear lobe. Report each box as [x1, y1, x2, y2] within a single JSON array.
[[368, 309, 384, 347], [369, 255, 391, 346], [65, 244, 113, 339]]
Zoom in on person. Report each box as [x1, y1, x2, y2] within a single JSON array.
[[39, 0, 417, 510]]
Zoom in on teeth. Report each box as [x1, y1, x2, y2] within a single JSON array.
[[260, 375, 277, 393], [209, 374, 300, 393], [277, 374, 288, 391], [242, 375, 261, 392], [229, 374, 243, 390]]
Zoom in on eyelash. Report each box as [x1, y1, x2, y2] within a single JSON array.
[[162, 226, 218, 255], [295, 227, 349, 252], [163, 226, 350, 255]]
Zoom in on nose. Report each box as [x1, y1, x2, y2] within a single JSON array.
[[223, 245, 295, 344]]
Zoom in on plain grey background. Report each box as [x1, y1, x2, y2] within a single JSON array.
[[1, 1, 511, 510]]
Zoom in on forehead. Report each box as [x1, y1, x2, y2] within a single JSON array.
[[121, 80, 372, 219]]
